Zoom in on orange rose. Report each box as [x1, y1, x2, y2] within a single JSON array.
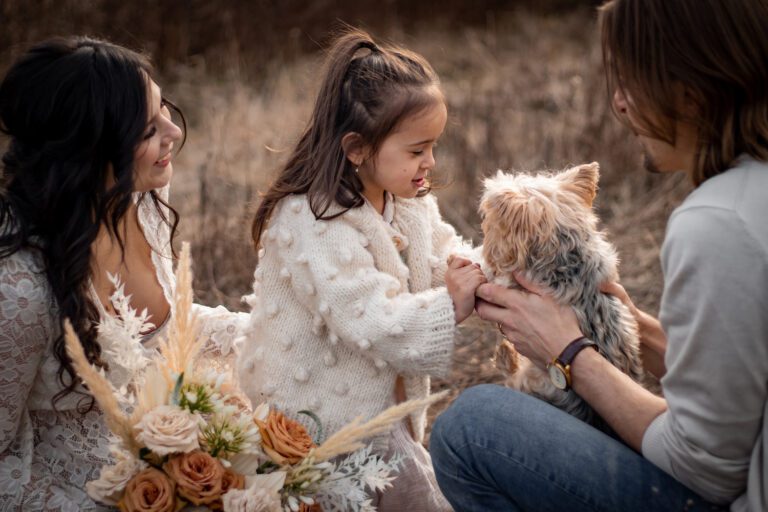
[[255, 411, 315, 465], [163, 450, 224, 506], [209, 467, 246, 511], [118, 468, 177, 512]]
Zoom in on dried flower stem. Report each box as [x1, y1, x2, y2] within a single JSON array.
[[311, 390, 448, 461], [158, 242, 203, 376], [63, 319, 137, 452]]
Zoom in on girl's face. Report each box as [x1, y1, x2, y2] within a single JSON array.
[[358, 97, 447, 204], [133, 79, 183, 193]]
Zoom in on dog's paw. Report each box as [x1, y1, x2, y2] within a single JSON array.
[[494, 338, 519, 375]]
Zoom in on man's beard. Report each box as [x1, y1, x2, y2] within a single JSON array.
[[642, 151, 661, 174]]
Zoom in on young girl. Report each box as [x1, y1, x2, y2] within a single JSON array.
[[239, 29, 484, 510], [0, 37, 245, 510]]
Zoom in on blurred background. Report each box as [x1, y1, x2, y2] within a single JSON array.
[[1, 0, 687, 429]]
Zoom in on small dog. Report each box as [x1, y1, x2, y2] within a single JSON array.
[[479, 162, 644, 425]]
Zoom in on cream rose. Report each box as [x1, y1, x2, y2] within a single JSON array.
[[255, 411, 315, 465], [86, 448, 148, 505], [221, 471, 285, 512], [118, 467, 176, 512], [163, 450, 224, 506], [134, 405, 200, 456]]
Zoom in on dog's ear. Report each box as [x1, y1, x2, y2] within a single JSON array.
[[558, 162, 599, 206]]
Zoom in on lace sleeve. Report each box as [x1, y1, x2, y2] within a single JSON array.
[[0, 252, 55, 452], [0, 251, 56, 507]]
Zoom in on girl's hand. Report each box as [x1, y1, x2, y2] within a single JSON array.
[[445, 255, 486, 324], [475, 272, 582, 367]]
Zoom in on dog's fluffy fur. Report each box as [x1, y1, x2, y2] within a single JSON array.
[[480, 162, 644, 425]]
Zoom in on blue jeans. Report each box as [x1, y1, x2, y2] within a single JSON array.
[[429, 385, 726, 512]]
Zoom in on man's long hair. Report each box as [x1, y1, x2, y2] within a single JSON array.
[[600, 0, 768, 185]]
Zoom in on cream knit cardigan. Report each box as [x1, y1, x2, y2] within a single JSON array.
[[239, 192, 469, 443]]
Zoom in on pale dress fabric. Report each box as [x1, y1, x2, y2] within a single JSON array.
[[0, 186, 248, 511]]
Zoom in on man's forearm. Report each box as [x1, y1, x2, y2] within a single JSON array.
[[571, 348, 668, 451]]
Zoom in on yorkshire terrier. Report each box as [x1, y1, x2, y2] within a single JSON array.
[[480, 162, 644, 425]]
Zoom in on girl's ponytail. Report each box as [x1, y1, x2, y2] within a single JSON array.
[[251, 28, 442, 251]]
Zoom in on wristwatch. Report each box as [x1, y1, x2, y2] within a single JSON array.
[[547, 336, 598, 391]]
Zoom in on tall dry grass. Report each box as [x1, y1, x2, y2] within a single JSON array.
[[1, 2, 689, 436]]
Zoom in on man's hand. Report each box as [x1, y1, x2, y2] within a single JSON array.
[[600, 280, 668, 378], [475, 272, 582, 367], [445, 255, 487, 325]]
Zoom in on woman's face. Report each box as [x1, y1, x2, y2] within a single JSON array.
[[132, 79, 183, 192]]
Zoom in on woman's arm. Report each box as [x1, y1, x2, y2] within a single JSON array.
[[0, 254, 52, 453]]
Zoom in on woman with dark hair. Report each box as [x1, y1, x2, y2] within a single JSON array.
[[0, 37, 245, 509]]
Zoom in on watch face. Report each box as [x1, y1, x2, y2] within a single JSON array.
[[548, 363, 568, 390]]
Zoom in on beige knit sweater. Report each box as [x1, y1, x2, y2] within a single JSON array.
[[238, 193, 470, 443]]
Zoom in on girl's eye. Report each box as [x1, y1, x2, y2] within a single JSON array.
[[412, 150, 424, 156], [143, 126, 157, 140]]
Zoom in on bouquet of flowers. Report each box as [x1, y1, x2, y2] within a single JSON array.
[[64, 242, 445, 512]]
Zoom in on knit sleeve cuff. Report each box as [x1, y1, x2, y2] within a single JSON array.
[[403, 287, 457, 378]]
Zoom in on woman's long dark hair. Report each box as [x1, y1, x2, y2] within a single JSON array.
[[0, 36, 182, 410], [251, 28, 444, 250]]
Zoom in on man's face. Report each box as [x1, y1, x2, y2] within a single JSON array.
[[612, 87, 697, 175]]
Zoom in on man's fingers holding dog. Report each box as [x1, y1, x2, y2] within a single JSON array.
[[475, 298, 508, 327], [600, 281, 638, 317], [512, 271, 547, 296], [476, 283, 519, 310]]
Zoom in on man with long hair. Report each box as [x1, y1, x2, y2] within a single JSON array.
[[430, 1, 768, 510]]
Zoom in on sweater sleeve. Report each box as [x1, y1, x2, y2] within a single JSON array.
[[424, 195, 481, 288], [641, 206, 768, 504], [267, 201, 458, 378]]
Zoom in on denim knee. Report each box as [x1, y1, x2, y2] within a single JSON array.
[[433, 385, 513, 445]]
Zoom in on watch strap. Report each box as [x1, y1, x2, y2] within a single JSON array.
[[557, 336, 598, 366]]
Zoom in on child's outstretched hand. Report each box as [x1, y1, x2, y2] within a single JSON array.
[[446, 255, 487, 324]]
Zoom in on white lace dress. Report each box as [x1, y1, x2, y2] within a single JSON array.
[[0, 188, 249, 511]]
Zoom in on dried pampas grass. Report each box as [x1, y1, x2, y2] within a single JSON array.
[[158, 242, 203, 377], [63, 319, 138, 453], [312, 390, 448, 461]]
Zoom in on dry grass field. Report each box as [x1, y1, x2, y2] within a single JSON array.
[[2, 0, 689, 436]]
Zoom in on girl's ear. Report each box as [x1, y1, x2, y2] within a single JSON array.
[[341, 132, 367, 167]]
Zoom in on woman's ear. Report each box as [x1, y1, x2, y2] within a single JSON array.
[[341, 132, 367, 167]]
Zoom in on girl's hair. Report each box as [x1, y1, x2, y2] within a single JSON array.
[[600, 0, 768, 186], [0, 36, 184, 410], [251, 28, 443, 248]]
